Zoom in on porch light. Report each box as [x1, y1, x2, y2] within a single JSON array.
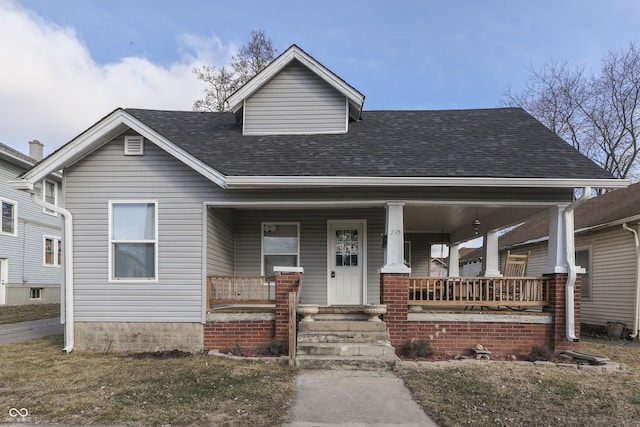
[[472, 217, 481, 234]]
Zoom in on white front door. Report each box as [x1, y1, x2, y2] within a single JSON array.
[[0, 259, 7, 305], [328, 221, 365, 305]]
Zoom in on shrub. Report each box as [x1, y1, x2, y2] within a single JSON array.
[[529, 344, 553, 362], [402, 339, 433, 359]]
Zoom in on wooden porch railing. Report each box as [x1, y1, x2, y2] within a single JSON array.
[[408, 276, 549, 308], [208, 275, 276, 306]]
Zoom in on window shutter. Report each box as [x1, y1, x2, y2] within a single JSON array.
[[124, 136, 144, 155]]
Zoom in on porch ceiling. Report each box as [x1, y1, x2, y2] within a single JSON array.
[[404, 205, 548, 244]]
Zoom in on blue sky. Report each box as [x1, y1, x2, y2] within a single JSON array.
[[2, 0, 639, 155]]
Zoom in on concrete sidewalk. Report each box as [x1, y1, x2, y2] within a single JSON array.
[[286, 369, 439, 427], [0, 317, 63, 345]]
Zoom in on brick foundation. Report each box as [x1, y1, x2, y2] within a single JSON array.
[[382, 272, 582, 357], [204, 270, 302, 354]]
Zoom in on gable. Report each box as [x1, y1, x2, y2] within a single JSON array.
[[243, 60, 348, 135]]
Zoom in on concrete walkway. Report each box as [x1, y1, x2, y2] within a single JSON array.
[[0, 317, 63, 345], [286, 369, 439, 427]]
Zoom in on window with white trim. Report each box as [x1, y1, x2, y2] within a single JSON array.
[[262, 222, 299, 276], [30, 288, 43, 300], [1, 199, 16, 236], [42, 179, 58, 215], [44, 236, 62, 267], [576, 248, 592, 299], [109, 201, 157, 281]]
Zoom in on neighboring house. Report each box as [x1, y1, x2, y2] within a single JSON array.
[[12, 45, 626, 357], [499, 183, 640, 338], [0, 141, 62, 305]]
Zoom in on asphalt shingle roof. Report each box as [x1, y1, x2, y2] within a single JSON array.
[[499, 182, 640, 247], [126, 107, 614, 180]]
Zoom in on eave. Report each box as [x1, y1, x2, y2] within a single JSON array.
[[224, 176, 630, 190]]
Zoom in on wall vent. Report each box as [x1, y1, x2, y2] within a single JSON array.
[[124, 136, 144, 155]]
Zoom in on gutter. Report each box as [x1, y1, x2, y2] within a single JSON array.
[[564, 187, 592, 342], [30, 193, 74, 353], [622, 223, 640, 339]]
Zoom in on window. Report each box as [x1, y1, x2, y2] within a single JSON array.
[[44, 236, 62, 267], [262, 223, 299, 276], [1, 199, 16, 236], [30, 288, 43, 300], [576, 248, 591, 299], [42, 180, 58, 215], [109, 201, 157, 281]]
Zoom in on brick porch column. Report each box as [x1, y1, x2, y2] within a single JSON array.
[[546, 273, 581, 354], [274, 268, 303, 345], [381, 272, 409, 348]]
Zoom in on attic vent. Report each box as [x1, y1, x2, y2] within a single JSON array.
[[124, 136, 144, 155]]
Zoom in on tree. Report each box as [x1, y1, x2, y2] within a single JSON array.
[[193, 30, 276, 112], [503, 43, 640, 181]]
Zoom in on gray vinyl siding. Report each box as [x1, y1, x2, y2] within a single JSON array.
[[207, 208, 234, 276], [243, 61, 347, 135], [0, 156, 62, 295], [578, 227, 636, 328], [232, 208, 385, 305], [508, 226, 638, 328], [65, 136, 225, 322], [405, 234, 434, 276]]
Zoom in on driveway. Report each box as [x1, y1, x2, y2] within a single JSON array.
[[0, 317, 63, 344]]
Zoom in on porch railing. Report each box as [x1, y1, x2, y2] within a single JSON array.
[[408, 276, 549, 308], [208, 275, 276, 306]]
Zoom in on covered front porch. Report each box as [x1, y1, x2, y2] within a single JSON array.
[[203, 190, 582, 359]]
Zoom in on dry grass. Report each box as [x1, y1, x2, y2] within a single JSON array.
[[0, 335, 296, 426], [0, 303, 60, 324], [400, 340, 640, 427]]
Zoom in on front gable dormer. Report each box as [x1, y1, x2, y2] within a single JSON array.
[[226, 45, 365, 136]]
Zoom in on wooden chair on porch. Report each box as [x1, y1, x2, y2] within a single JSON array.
[[503, 250, 530, 277]]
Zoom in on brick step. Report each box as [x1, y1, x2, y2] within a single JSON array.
[[297, 330, 391, 344], [295, 354, 399, 370], [297, 342, 396, 357], [298, 320, 387, 333]]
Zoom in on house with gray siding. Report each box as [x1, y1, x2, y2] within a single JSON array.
[[12, 45, 628, 358], [0, 141, 62, 305], [498, 183, 640, 339]]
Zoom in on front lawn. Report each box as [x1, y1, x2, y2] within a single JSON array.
[[0, 303, 60, 324]]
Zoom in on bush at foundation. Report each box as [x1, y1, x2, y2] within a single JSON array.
[[402, 339, 433, 359], [528, 344, 553, 362]]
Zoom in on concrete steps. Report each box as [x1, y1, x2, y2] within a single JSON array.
[[295, 320, 399, 370]]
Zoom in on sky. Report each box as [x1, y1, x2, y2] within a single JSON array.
[[1, 0, 640, 156]]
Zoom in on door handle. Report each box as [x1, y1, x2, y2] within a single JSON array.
[[331, 271, 336, 278]]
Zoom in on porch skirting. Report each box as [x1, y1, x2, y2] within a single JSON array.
[[74, 322, 203, 353]]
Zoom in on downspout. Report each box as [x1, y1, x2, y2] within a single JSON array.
[[564, 187, 592, 342], [31, 193, 74, 353], [622, 223, 640, 339]]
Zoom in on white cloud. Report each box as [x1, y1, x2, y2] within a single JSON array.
[[0, 1, 234, 156]]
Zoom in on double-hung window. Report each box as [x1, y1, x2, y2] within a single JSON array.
[[42, 180, 58, 215], [262, 222, 299, 276], [1, 198, 16, 236], [44, 236, 62, 267], [109, 201, 157, 281]]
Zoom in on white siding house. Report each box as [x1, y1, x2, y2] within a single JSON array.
[[0, 141, 62, 305]]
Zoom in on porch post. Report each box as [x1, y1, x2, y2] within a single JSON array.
[[274, 267, 303, 346], [448, 243, 460, 276], [544, 205, 569, 274], [480, 230, 501, 277], [381, 202, 411, 274]]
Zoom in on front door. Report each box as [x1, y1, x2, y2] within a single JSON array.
[[0, 259, 7, 305], [328, 221, 365, 305]]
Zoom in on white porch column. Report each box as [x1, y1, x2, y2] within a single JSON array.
[[480, 230, 502, 277], [544, 205, 569, 274], [448, 243, 460, 276], [381, 202, 411, 273]]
